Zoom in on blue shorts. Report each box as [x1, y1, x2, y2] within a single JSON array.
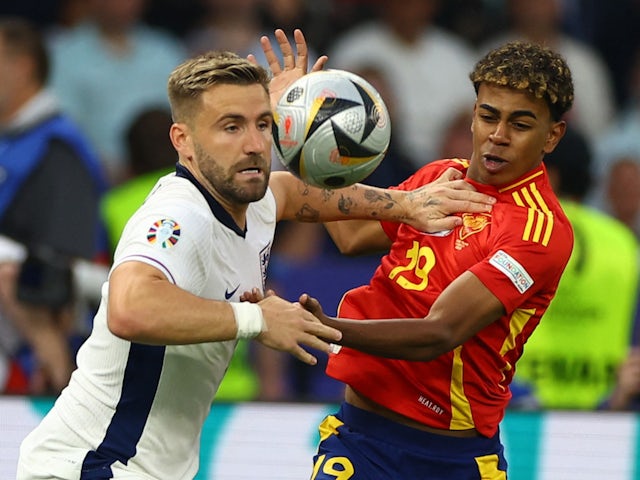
[[311, 402, 508, 480]]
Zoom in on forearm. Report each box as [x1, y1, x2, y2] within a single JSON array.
[[310, 272, 504, 361], [323, 316, 453, 362], [272, 171, 409, 223]]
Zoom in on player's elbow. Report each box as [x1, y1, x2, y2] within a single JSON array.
[[107, 301, 147, 341], [332, 238, 363, 256]]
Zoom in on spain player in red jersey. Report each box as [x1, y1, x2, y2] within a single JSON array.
[[301, 41, 576, 479]]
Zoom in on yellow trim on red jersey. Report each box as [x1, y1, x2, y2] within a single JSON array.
[[510, 182, 555, 246], [450, 346, 475, 430]]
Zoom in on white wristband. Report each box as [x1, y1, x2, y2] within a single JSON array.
[[230, 302, 266, 339]]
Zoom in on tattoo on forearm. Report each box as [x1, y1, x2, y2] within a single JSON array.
[[338, 195, 354, 215], [295, 204, 320, 222], [364, 189, 396, 210]]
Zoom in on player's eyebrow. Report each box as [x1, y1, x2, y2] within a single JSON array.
[[479, 103, 538, 120], [218, 111, 274, 122]]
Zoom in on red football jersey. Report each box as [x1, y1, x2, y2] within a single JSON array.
[[326, 159, 574, 437]]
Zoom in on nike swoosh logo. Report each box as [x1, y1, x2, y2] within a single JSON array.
[[224, 285, 240, 300]]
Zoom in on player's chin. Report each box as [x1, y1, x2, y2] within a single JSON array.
[[236, 178, 269, 202]]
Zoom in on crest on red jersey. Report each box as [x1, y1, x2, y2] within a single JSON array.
[[455, 213, 491, 250], [459, 213, 491, 240]]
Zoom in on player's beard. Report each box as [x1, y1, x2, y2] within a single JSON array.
[[193, 142, 270, 205]]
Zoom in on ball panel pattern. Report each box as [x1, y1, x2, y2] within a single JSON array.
[[273, 69, 391, 189]]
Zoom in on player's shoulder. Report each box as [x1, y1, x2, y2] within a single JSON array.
[[128, 175, 213, 232], [401, 158, 468, 188], [491, 200, 573, 258], [145, 174, 207, 209]]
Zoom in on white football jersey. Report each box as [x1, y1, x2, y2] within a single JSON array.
[[18, 170, 276, 479]]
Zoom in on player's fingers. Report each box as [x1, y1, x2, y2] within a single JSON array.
[[305, 319, 342, 342], [275, 29, 295, 70], [426, 217, 463, 232], [310, 55, 329, 73], [434, 183, 495, 208], [293, 29, 307, 69], [433, 167, 464, 183], [300, 332, 335, 355], [260, 35, 281, 75], [449, 195, 495, 213], [290, 345, 318, 365], [299, 293, 322, 315], [240, 287, 264, 303]]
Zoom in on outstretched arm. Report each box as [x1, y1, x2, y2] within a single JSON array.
[[301, 271, 505, 361], [270, 167, 496, 237], [108, 262, 342, 365], [321, 168, 496, 254]]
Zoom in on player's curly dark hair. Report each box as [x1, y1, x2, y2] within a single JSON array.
[[470, 41, 574, 121]]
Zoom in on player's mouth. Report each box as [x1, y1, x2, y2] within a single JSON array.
[[238, 167, 263, 175], [482, 153, 508, 173]]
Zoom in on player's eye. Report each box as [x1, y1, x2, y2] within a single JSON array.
[[479, 113, 497, 122], [512, 121, 531, 130]]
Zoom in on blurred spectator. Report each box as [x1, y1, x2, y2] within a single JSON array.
[[327, 0, 477, 170], [143, 0, 204, 38], [0, 17, 108, 394], [591, 46, 640, 238], [437, 0, 504, 47], [607, 347, 640, 410], [479, 0, 616, 143], [184, 0, 262, 56], [437, 107, 473, 160], [579, 0, 640, 108], [251, 0, 322, 71], [0, 1, 59, 29], [46, 0, 91, 39], [47, 0, 186, 185], [603, 158, 640, 239], [510, 127, 640, 410]]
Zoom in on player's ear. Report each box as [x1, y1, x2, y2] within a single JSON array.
[[543, 120, 566, 155], [169, 122, 194, 159]]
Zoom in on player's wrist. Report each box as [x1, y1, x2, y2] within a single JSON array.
[[230, 302, 267, 339]]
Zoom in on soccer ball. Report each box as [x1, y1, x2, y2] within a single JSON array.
[[272, 69, 391, 189]]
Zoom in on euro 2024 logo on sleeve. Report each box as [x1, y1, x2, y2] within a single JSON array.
[[147, 219, 181, 248]]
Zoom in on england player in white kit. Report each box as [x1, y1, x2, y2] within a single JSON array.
[[17, 30, 495, 479], [19, 167, 281, 479]]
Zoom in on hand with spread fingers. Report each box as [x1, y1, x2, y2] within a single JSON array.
[[249, 28, 328, 110]]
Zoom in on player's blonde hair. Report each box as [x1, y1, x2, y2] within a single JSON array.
[[167, 51, 271, 124], [470, 41, 574, 121]]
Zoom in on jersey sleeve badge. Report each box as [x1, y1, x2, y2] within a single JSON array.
[[489, 249, 533, 293], [147, 218, 181, 248]]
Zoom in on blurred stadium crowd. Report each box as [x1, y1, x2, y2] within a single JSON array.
[[0, 0, 638, 410]]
